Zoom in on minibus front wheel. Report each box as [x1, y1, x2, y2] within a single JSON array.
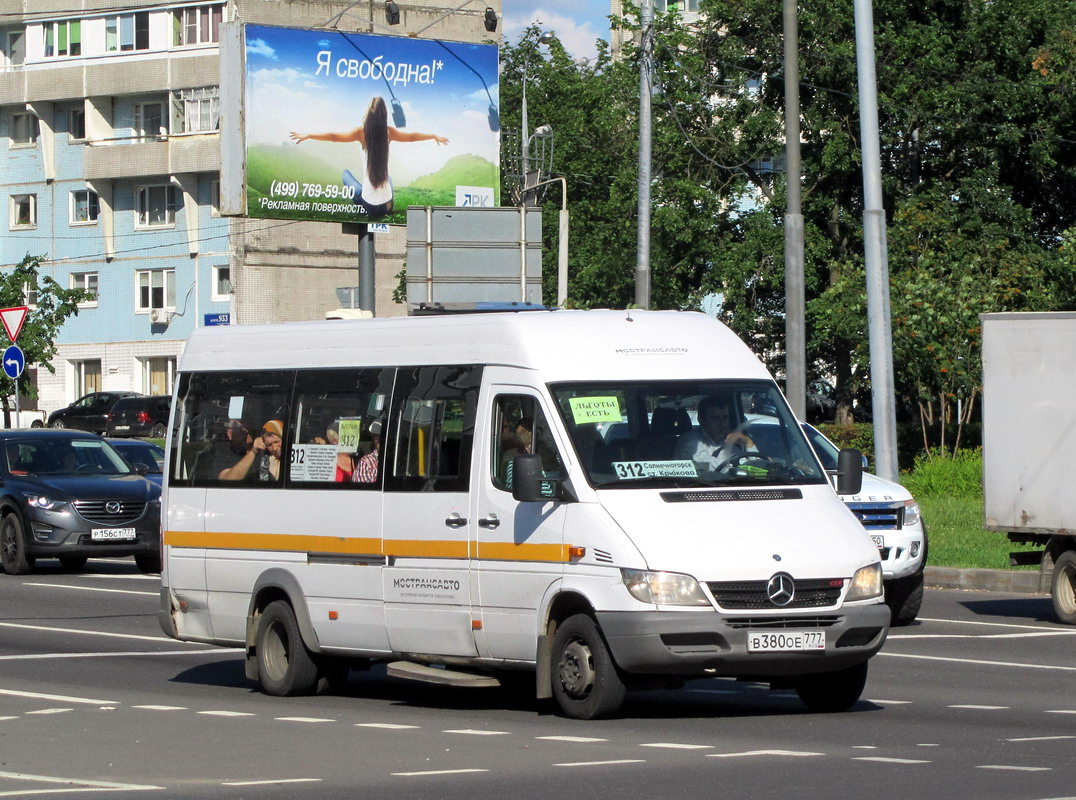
[[551, 614, 626, 720], [256, 600, 319, 696], [794, 661, 868, 712]]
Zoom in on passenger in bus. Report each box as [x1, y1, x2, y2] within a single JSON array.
[[675, 394, 756, 473], [354, 419, 381, 483], [219, 419, 285, 482], [313, 421, 355, 482]]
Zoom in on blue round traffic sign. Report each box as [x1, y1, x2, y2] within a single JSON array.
[[3, 344, 25, 379]]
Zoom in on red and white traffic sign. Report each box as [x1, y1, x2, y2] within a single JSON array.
[[0, 306, 28, 343]]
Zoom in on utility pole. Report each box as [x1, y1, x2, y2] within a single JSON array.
[[783, 0, 806, 420], [635, 0, 653, 309], [854, 0, 898, 481]]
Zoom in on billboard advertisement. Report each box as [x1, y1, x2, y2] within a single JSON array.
[[238, 24, 500, 225]]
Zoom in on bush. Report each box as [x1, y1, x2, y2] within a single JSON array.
[[902, 448, 983, 499]]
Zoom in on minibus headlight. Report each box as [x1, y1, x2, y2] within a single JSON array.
[[903, 499, 921, 528], [846, 563, 883, 601], [621, 569, 711, 606]]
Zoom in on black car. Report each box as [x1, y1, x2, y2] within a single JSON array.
[[0, 430, 161, 575], [48, 391, 141, 434], [105, 395, 172, 439], [106, 439, 164, 487]]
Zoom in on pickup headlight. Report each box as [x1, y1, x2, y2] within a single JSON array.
[[23, 493, 65, 511], [621, 569, 711, 606], [903, 499, 922, 528], [846, 562, 883, 601]]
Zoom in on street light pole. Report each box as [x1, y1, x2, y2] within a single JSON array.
[[783, 0, 806, 420], [635, 0, 653, 309]]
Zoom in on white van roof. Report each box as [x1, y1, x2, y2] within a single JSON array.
[[177, 309, 771, 383]]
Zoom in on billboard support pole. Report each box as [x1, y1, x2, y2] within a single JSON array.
[[358, 224, 375, 315]]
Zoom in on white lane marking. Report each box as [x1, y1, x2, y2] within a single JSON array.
[[443, 729, 510, 736], [0, 770, 162, 792], [198, 710, 255, 717], [537, 735, 608, 743], [916, 617, 1075, 631], [949, 704, 1009, 710], [355, 723, 419, 730], [275, 717, 334, 723], [83, 573, 158, 581], [0, 689, 116, 706], [25, 709, 72, 715], [852, 746, 878, 750], [867, 699, 913, 704], [889, 632, 1075, 640], [0, 717, 17, 722], [554, 760, 646, 768], [878, 652, 1076, 672], [0, 621, 195, 643], [1007, 735, 1076, 742], [1046, 709, 1076, 714], [222, 778, 322, 786], [707, 750, 823, 758], [0, 649, 235, 662], [392, 769, 489, 776], [25, 582, 157, 597], [133, 705, 187, 711], [639, 743, 712, 750], [918, 744, 940, 747], [853, 757, 932, 764], [977, 765, 1052, 772]]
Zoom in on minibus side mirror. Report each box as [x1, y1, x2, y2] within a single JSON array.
[[512, 453, 546, 503], [836, 448, 864, 495]]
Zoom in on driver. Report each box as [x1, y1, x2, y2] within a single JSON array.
[[675, 393, 757, 473]]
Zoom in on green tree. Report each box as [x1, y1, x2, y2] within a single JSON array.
[[0, 254, 89, 426]]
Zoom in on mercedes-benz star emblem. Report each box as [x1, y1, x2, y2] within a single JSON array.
[[105, 501, 121, 515], [766, 572, 795, 607]]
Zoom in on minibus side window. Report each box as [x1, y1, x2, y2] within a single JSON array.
[[492, 395, 563, 492], [170, 370, 294, 487], [289, 368, 393, 487], [385, 365, 481, 493]]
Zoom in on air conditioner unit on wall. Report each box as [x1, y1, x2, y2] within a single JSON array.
[[149, 308, 170, 325]]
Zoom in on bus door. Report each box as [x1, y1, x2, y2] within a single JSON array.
[[472, 384, 567, 661], [382, 365, 482, 657]]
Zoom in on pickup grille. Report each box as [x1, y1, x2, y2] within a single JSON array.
[[846, 502, 903, 530], [72, 500, 147, 525], [707, 578, 842, 610]]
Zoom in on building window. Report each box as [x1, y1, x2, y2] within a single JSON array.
[[173, 87, 219, 133], [2, 30, 26, 67], [76, 360, 102, 395], [134, 101, 165, 141], [211, 265, 230, 301], [136, 185, 177, 228], [143, 357, 176, 395], [174, 5, 224, 47], [44, 20, 82, 58], [70, 190, 99, 225], [11, 111, 36, 145], [137, 269, 176, 311], [24, 282, 38, 307], [68, 107, 86, 140], [106, 12, 150, 52], [210, 179, 220, 215], [71, 272, 99, 307], [10, 194, 36, 228]]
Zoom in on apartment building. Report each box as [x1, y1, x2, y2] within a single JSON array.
[[0, 0, 501, 415]]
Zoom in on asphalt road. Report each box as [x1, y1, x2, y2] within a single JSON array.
[[1, 559, 1074, 800]]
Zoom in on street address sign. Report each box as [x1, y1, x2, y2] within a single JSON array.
[[0, 306, 29, 343]]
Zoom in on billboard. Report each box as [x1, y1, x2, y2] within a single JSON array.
[[224, 24, 500, 226]]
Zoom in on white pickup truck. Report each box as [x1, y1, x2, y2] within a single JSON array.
[[1, 409, 47, 428]]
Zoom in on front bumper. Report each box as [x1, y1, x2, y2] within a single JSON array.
[[596, 602, 890, 678], [23, 506, 160, 558]]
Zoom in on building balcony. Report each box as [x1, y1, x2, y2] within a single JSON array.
[[84, 133, 219, 180]]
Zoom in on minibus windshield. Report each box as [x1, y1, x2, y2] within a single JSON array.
[[551, 380, 828, 489]]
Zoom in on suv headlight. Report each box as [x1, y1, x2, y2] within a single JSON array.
[[23, 493, 66, 511], [846, 563, 883, 601], [903, 499, 922, 528], [621, 569, 711, 606]]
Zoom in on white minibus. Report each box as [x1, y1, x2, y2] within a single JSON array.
[[159, 309, 889, 719]]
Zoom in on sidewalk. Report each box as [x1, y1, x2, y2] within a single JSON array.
[[924, 566, 1050, 595]]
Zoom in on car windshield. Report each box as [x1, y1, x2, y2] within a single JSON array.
[[550, 380, 827, 488], [4, 438, 133, 477]]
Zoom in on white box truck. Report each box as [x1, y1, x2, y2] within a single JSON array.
[[982, 312, 1076, 623]]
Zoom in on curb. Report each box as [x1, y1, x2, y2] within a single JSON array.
[[924, 566, 1050, 595]]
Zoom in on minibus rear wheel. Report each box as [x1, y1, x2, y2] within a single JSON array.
[[551, 614, 626, 720], [795, 661, 868, 712], [256, 600, 319, 696]]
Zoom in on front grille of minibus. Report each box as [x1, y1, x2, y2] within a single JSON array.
[[72, 500, 147, 525], [661, 489, 802, 503], [723, 616, 841, 629], [707, 579, 842, 610]]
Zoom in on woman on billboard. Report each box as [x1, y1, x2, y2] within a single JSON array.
[[290, 96, 448, 220]]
